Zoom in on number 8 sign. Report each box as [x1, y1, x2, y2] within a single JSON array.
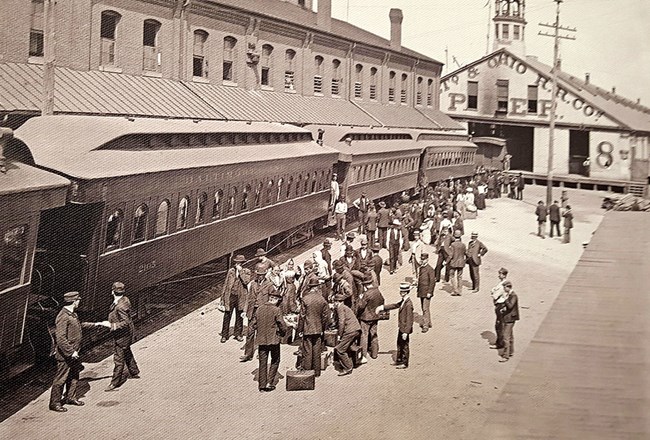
[[596, 141, 614, 168]]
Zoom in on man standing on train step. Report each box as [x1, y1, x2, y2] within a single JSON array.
[[376, 282, 414, 369], [220, 255, 251, 343], [102, 282, 140, 392], [466, 232, 488, 293]]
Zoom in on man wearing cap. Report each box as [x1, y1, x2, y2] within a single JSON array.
[[447, 230, 467, 296], [49, 292, 99, 412], [255, 248, 275, 276], [466, 232, 488, 293], [409, 230, 424, 277], [376, 283, 414, 369], [416, 253, 436, 333], [251, 289, 288, 391], [220, 255, 251, 343], [339, 244, 361, 272], [370, 242, 384, 286], [516, 172, 525, 200], [376, 201, 391, 249], [340, 232, 356, 259], [563, 205, 573, 244], [497, 281, 519, 362], [356, 274, 385, 361], [548, 200, 561, 238], [102, 282, 140, 392], [386, 219, 404, 275], [334, 196, 349, 241], [332, 294, 361, 376], [353, 192, 370, 235], [330, 173, 340, 211], [297, 278, 330, 377], [320, 239, 333, 278], [241, 264, 275, 362]]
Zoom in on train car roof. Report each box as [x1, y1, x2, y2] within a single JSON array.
[[14, 116, 339, 180], [0, 160, 69, 197]]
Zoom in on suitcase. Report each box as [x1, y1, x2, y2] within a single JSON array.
[[286, 370, 316, 391], [349, 343, 363, 367], [324, 329, 338, 347]]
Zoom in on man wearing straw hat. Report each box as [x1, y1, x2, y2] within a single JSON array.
[[376, 282, 414, 369]]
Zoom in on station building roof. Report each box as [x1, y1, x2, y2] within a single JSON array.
[[0, 160, 69, 197], [14, 115, 338, 180]]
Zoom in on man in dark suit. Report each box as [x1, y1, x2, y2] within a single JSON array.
[[535, 201, 548, 239], [447, 230, 467, 296], [548, 200, 561, 238], [241, 264, 274, 362], [353, 191, 370, 235], [356, 274, 385, 361], [497, 281, 519, 362], [49, 291, 98, 412], [332, 294, 362, 376], [386, 219, 404, 275], [355, 238, 373, 268], [339, 245, 361, 271], [376, 283, 414, 369], [563, 205, 574, 244], [297, 279, 330, 377], [103, 282, 140, 392], [320, 239, 333, 277], [220, 255, 250, 343], [466, 232, 489, 293], [434, 228, 451, 283], [516, 172, 525, 200], [370, 242, 383, 286], [376, 201, 391, 248], [251, 290, 287, 391], [416, 253, 436, 333]]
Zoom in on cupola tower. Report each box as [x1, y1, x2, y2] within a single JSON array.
[[493, 0, 526, 56]]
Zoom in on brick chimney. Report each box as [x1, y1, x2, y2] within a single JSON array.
[[317, 0, 332, 32], [389, 8, 403, 51]]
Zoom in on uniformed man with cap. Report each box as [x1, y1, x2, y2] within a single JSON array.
[[49, 292, 100, 411], [447, 230, 467, 296], [376, 282, 414, 369], [241, 263, 275, 362], [332, 294, 361, 376], [220, 255, 251, 343], [102, 281, 140, 392], [297, 278, 330, 377], [251, 288, 288, 391]]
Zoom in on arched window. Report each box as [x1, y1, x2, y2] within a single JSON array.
[[177, 197, 189, 230], [314, 55, 324, 94], [331, 59, 341, 95], [105, 209, 123, 249], [369, 67, 378, 100], [267, 180, 274, 204], [388, 71, 396, 102], [255, 182, 263, 207], [132, 204, 148, 243], [195, 192, 207, 224], [276, 178, 283, 202], [416, 77, 423, 105], [156, 200, 169, 236], [427, 79, 434, 106], [193, 30, 208, 78], [354, 64, 363, 99], [311, 173, 317, 193], [320, 170, 326, 190], [401, 73, 408, 104], [143, 19, 161, 72], [212, 190, 222, 219], [296, 175, 302, 196], [100, 10, 120, 67], [286, 176, 293, 198], [227, 187, 237, 214], [223, 36, 237, 81], [261, 44, 273, 86], [285, 49, 296, 91], [241, 185, 251, 210], [304, 173, 310, 193]]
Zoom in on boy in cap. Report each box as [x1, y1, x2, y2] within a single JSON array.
[[220, 255, 250, 343], [332, 294, 362, 376], [376, 283, 414, 369], [49, 292, 101, 411], [252, 289, 288, 391]]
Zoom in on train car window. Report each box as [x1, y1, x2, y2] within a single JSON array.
[[311, 174, 317, 193], [0, 225, 29, 291], [286, 177, 293, 199], [105, 209, 123, 249], [255, 182, 263, 207], [303, 174, 309, 194], [132, 204, 149, 243], [156, 200, 170, 236], [177, 197, 190, 230], [227, 187, 238, 214], [277, 178, 283, 202], [296, 175, 302, 197], [378, 165, 383, 179], [212, 190, 223, 220], [267, 180, 274, 204], [196, 192, 208, 224], [319, 171, 325, 191], [241, 185, 251, 211]]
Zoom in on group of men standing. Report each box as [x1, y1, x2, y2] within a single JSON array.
[[535, 200, 574, 242]]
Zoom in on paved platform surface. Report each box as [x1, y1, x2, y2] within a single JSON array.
[[0, 186, 611, 440]]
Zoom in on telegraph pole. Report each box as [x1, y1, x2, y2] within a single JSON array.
[[539, 0, 576, 206], [42, 0, 57, 115]]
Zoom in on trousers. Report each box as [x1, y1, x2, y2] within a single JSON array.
[[420, 297, 431, 329], [449, 267, 464, 295], [221, 295, 244, 339], [301, 334, 323, 376], [334, 330, 360, 372], [110, 343, 140, 387], [49, 357, 82, 407], [360, 320, 379, 359], [468, 262, 480, 290], [258, 344, 280, 389], [502, 322, 515, 358], [396, 332, 410, 366]]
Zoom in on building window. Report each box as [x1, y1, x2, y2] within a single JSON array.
[[212, 190, 222, 219], [495, 23, 499, 39], [314, 55, 324, 94], [177, 197, 189, 230], [193, 30, 208, 78], [467, 81, 478, 110], [427, 79, 434, 106], [261, 44, 273, 86], [528, 84, 538, 113], [416, 77, 423, 105], [195, 192, 207, 224], [100, 11, 120, 66], [513, 25, 520, 40], [156, 200, 169, 236], [354, 64, 363, 99], [496, 79, 509, 112], [29, 0, 44, 57], [285, 49, 296, 91], [223, 36, 237, 82], [401, 73, 408, 104], [369, 67, 377, 100], [331, 59, 341, 96], [132, 204, 148, 243], [502, 24, 509, 40], [143, 19, 161, 72], [0, 225, 29, 291], [388, 71, 396, 103], [105, 209, 123, 249]]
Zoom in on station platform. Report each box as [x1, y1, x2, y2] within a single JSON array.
[[0, 186, 613, 440], [508, 170, 647, 196]]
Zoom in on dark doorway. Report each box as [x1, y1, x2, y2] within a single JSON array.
[[469, 123, 534, 171], [569, 130, 589, 176]]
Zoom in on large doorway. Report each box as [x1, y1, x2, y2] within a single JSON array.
[[569, 130, 590, 176], [469, 122, 534, 171]]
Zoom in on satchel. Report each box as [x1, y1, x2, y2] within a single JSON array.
[[377, 309, 390, 320]]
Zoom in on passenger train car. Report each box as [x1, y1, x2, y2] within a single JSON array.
[[1, 115, 477, 379]]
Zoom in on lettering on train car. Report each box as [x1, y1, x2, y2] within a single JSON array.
[[138, 260, 157, 274]]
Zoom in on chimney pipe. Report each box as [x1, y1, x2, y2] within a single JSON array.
[[317, 0, 332, 32], [585, 73, 590, 84], [389, 8, 403, 51], [612, 86, 616, 94]]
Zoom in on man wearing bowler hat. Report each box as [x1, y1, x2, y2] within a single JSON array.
[[376, 282, 414, 369], [49, 292, 100, 412], [466, 232, 488, 293], [370, 242, 384, 286], [102, 282, 140, 392], [220, 255, 251, 343], [356, 273, 385, 361], [251, 289, 287, 391], [416, 253, 436, 333], [241, 263, 274, 362], [447, 230, 467, 296], [254, 248, 275, 276], [376, 201, 391, 249], [387, 219, 404, 275]]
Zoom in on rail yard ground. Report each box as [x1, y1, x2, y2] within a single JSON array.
[[0, 185, 610, 440]]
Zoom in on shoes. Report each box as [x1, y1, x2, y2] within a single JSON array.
[[395, 364, 408, 369], [104, 384, 119, 392], [266, 385, 276, 391], [390, 362, 403, 366], [472, 289, 480, 293], [360, 357, 368, 365], [422, 327, 429, 333], [130, 374, 140, 379], [49, 404, 67, 413], [235, 336, 244, 342], [63, 398, 84, 406], [239, 356, 252, 362], [499, 357, 509, 362], [337, 369, 353, 376], [390, 271, 394, 275], [451, 293, 461, 296], [220, 337, 228, 343], [489, 344, 504, 349]]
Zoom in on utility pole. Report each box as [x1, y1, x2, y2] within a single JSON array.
[[42, 0, 57, 116], [485, 0, 492, 55], [539, 0, 576, 206]]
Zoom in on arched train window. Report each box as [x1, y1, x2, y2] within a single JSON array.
[[132, 204, 148, 243]]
